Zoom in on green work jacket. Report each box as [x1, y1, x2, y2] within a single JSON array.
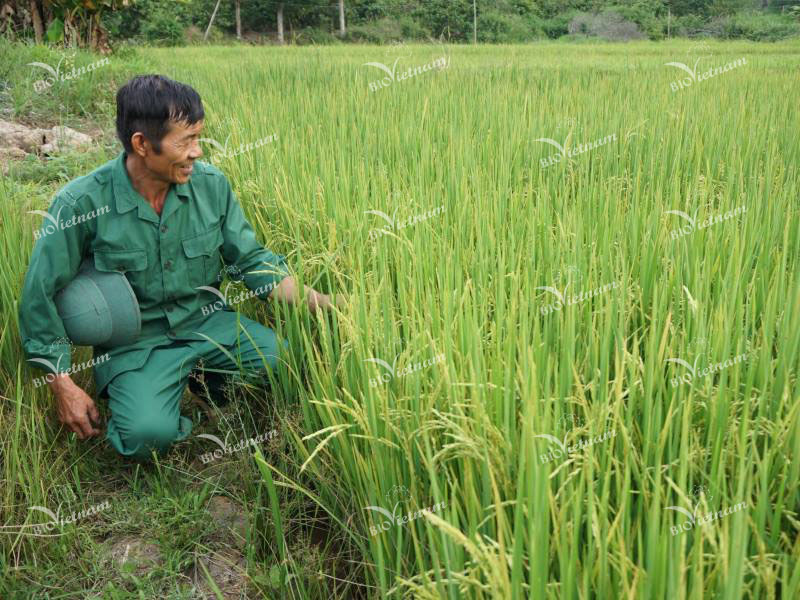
[[18, 151, 291, 394]]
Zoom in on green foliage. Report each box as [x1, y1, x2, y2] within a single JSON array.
[[5, 1, 800, 54], [671, 13, 711, 36], [667, 8, 800, 39], [666, 0, 714, 17], [140, 8, 186, 46], [476, 10, 542, 42], [293, 26, 343, 45], [539, 12, 579, 38], [182, 0, 237, 31], [412, 0, 474, 40], [0, 37, 149, 122], [161, 42, 792, 599], [0, 40, 798, 599], [5, 148, 110, 185], [346, 15, 431, 43], [706, 11, 800, 39], [606, 3, 667, 39], [84, 0, 800, 44], [44, 19, 65, 43], [102, 0, 191, 46], [0, 0, 131, 47], [708, 0, 750, 17], [568, 9, 648, 41]]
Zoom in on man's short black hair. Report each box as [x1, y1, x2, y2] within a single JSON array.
[[116, 74, 204, 154]]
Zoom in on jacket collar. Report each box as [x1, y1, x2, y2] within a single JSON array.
[[112, 151, 191, 222]]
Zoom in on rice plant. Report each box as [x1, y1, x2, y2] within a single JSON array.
[[1, 41, 798, 598]]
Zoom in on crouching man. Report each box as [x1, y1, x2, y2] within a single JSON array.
[[19, 74, 342, 461]]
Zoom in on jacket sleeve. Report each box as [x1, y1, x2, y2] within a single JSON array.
[[18, 192, 88, 376], [218, 174, 291, 300]]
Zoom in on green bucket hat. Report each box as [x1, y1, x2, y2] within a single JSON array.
[[54, 256, 141, 348]]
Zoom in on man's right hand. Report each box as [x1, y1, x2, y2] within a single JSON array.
[[47, 374, 102, 439]]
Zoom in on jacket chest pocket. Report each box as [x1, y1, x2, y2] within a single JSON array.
[[93, 249, 148, 298], [181, 227, 223, 289]]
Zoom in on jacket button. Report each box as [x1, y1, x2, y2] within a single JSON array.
[[160, 225, 168, 233], [164, 260, 173, 270]]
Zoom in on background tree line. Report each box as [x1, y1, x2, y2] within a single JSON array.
[[1, 0, 799, 50]]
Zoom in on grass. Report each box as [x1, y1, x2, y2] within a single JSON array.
[[1, 39, 799, 598]]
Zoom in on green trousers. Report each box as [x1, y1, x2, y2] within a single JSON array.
[[102, 315, 288, 461]]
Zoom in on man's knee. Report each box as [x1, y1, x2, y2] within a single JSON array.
[[235, 338, 288, 386], [251, 335, 288, 372], [123, 414, 180, 459]]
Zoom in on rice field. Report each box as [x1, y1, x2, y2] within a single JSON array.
[[1, 41, 799, 598]]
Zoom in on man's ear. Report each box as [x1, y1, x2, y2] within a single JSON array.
[[130, 132, 150, 158]]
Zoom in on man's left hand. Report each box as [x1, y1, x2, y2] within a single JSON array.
[[271, 276, 345, 312], [308, 290, 347, 312]]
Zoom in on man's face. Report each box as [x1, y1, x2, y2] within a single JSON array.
[[145, 118, 204, 184]]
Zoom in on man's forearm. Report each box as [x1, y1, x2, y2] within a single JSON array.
[[46, 372, 79, 394]]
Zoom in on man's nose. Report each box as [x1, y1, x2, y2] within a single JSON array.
[[188, 139, 203, 159]]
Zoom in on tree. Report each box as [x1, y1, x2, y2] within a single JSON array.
[[234, 0, 241, 39], [204, 0, 221, 40], [29, 0, 44, 42], [18, 0, 131, 50], [276, 1, 283, 43]]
